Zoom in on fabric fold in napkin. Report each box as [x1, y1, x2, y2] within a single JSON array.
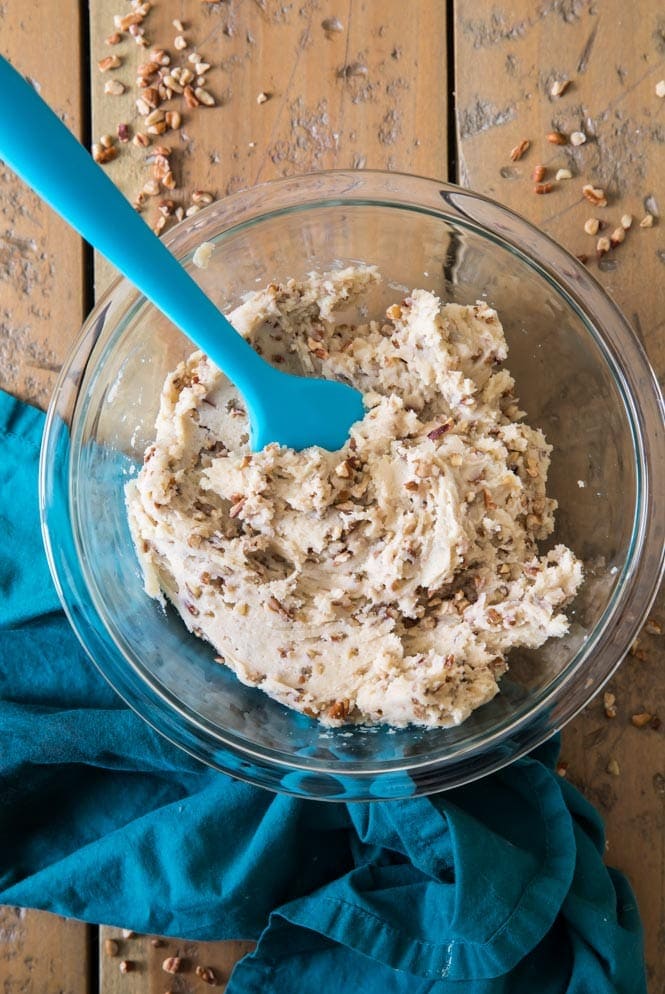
[[0, 390, 645, 993]]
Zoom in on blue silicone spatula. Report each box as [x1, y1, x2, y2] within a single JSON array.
[[0, 56, 364, 451]]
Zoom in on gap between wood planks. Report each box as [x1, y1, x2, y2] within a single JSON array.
[[79, 0, 97, 322], [446, 0, 458, 183]]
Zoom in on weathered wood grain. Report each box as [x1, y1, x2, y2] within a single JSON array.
[[0, 0, 86, 409], [91, 2, 447, 989], [0, 906, 91, 994], [455, 0, 665, 368], [0, 3, 92, 990], [89, 0, 447, 290], [455, 3, 665, 989], [5, 1, 654, 990], [98, 931, 255, 993]]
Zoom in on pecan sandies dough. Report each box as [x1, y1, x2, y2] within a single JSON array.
[[126, 267, 582, 728]]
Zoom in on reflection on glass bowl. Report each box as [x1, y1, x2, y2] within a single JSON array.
[[40, 171, 665, 800]]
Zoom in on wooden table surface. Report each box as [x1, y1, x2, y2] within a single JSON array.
[[1, 1, 663, 990]]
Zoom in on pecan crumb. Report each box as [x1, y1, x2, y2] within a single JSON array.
[[104, 939, 119, 957], [114, 11, 144, 31], [603, 691, 617, 719], [596, 235, 611, 256], [195, 86, 216, 106], [162, 956, 182, 974], [582, 184, 607, 207], [483, 488, 496, 510], [92, 143, 117, 164], [267, 596, 293, 620], [98, 55, 121, 72], [550, 78, 570, 97], [631, 711, 653, 728], [104, 79, 125, 95], [327, 699, 350, 720], [509, 138, 530, 161], [195, 965, 217, 984], [229, 496, 246, 519], [427, 422, 452, 440], [183, 85, 200, 108]]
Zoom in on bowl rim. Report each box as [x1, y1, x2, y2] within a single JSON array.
[[40, 169, 665, 799]]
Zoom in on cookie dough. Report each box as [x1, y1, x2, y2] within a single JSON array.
[[126, 267, 583, 728]]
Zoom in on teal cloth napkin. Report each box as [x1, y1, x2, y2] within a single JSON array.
[[0, 390, 646, 993]]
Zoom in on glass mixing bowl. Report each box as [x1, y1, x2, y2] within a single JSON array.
[[40, 171, 665, 800]]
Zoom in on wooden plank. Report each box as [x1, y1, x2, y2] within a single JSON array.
[[0, 2, 92, 990], [89, 0, 447, 290], [454, 0, 664, 370], [99, 932, 255, 992], [454, 3, 665, 989], [89, 2, 447, 989], [0, 0, 86, 410], [0, 907, 91, 994]]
